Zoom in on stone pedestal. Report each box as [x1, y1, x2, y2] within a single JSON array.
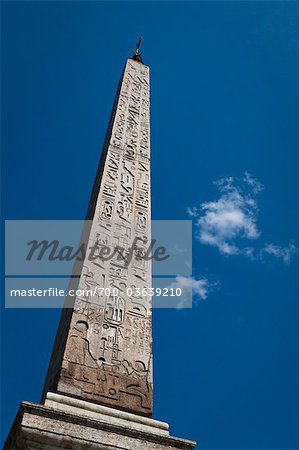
[[4, 393, 197, 450]]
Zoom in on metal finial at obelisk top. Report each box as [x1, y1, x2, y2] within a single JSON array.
[[131, 36, 143, 63], [135, 36, 143, 55]]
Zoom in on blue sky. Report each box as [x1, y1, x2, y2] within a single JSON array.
[[1, 1, 298, 448]]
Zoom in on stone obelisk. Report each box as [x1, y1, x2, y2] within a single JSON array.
[[5, 44, 196, 449], [42, 45, 153, 418]]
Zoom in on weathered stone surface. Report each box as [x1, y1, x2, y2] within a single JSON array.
[[42, 58, 153, 416], [4, 400, 197, 450]]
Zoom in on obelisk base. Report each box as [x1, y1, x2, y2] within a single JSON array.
[[4, 393, 197, 449]]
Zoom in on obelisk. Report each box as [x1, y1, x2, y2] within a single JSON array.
[[42, 41, 153, 418], [4, 43, 196, 449]]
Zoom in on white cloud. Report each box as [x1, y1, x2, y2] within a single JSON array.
[[187, 173, 297, 265], [263, 242, 297, 265], [188, 173, 262, 255], [243, 247, 256, 260], [186, 207, 199, 217], [169, 276, 215, 309]]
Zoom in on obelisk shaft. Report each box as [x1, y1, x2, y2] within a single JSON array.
[[43, 58, 152, 416]]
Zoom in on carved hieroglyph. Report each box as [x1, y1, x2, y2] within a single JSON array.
[[45, 58, 152, 416]]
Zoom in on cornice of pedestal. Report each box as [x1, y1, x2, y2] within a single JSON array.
[[4, 399, 197, 450]]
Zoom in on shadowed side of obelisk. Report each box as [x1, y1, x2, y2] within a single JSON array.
[[42, 57, 153, 417]]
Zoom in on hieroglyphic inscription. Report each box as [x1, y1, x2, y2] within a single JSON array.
[[57, 58, 153, 416]]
